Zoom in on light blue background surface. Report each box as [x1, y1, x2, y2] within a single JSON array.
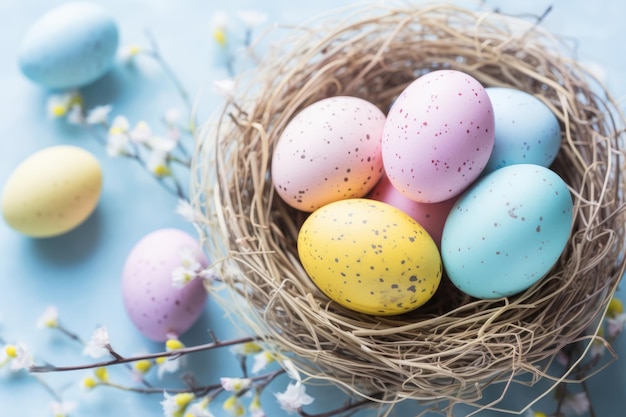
[[1, 1, 625, 416]]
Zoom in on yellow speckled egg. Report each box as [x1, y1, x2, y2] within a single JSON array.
[[2, 145, 102, 238], [297, 198, 442, 315]]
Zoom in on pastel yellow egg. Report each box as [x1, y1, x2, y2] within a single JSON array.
[[297, 198, 442, 315], [2, 145, 102, 238]]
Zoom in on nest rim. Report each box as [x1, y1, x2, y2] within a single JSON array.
[[191, 2, 626, 414]]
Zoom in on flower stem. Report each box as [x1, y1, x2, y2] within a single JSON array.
[[29, 335, 260, 373]]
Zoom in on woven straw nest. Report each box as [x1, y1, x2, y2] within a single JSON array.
[[191, 2, 626, 414]]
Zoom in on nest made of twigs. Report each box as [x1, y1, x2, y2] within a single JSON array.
[[191, 2, 626, 414]]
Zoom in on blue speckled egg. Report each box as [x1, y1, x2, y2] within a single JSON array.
[[482, 87, 561, 174], [441, 164, 573, 299], [18, 2, 119, 89]]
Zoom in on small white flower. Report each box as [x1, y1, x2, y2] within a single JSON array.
[[171, 247, 203, 288], [47, 92, 81, 118], [212, 78, 235, 99], [110, 115, 130, 133], [199, 267, 219, 284], [164, 108, 181, 126], [66, 104, 84, 125], [119, 44, 143, 63], [161, 392, 195, 417], [129, 120, 152, 143], [211, 11, 229, 29], [147, 150, 171, 177], [83, 327, 110, 358], [237, 10, 268, 28], [251, 350, 275, 374], [249, 394, 265, 417], [607, 313, 626, 338], [561, 392, 590, 416], [281, 358, 301, 382], [5, 344, 34, 371], [85, 105, 113, 125], [106, 133, 129, 157], [220, 377, 252, 393], [156, 356, 183, 379], [106, 115, 131, 156], [147, 135, 178, 153], [37, 306, 59, 329], [171, 266, 199, 289], [175, 199, 203, 223], [50, 400, 77, 417], [275, 382, 314, 414], [186, 400, 215, 417]]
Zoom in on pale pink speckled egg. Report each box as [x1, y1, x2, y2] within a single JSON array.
[[121, 228, 208, 341], [367, 174, 456, 247], [382, 70, 495, 203], [271, 96, 386, 212]]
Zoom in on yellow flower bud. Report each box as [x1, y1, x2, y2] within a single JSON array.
[[83, 377, 98, 389], [166, 339, 185, 351], [213, 28, 227, 47], [175, 392, 195, 408], [5, 345, 17, 358], [94, 367, 109, 382], [608, 297, 624, 318], [134, 359, 153, 374]]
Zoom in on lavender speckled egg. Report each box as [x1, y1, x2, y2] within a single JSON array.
[[271, 96, 386, 212], [382, 70, 495, 203], [441, 164, 573, 299], [18, 2, 119, 89], [482, 87, 561, 174], [121, 228, 208, 341], [367, 174, 456, 247]]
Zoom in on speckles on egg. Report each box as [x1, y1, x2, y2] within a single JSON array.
[[382, 70, 495, 203], [297, 198, 441, 315], [483, 87, 561, 174], [441, 164, 573, 299], [271, 96, 386, 212], [121, 229, 209, 341]]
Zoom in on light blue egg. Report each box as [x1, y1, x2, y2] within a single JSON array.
[[482, 87, 561, 174], [441, 164, 573, 299], [18, 2, 119, 90]]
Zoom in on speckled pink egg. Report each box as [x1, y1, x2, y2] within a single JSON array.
[[367, 174, 456, 247], [121, 228, 208, 341], [271, 96, 386, 212], [382, 70, 495, 203]]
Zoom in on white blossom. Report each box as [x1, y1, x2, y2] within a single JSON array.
[[85, 105, 113, 125], [251, 350, 275, 374], [212, 78, 235, 99], [561, 392, 590, 416], [129, 120, 153, 144], [147, 150, 171, 177], [237, 10, 268, 28], [36, 306, 59, 329], [607, 313, 626, 338], [164, 108, 181, 126], [275, 382, 314, 414], [83, 327, 110, 358], [66, 104, 84, 125], [50, 400, 77, 417], [175, 199, 203, 223], [6, 344, 34, 371], [161, 392, 195, 417], [220, 377, 252, 392]]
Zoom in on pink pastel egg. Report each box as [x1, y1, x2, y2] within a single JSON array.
[[271, 96, 386, 212], [382, 70, 495, 203], [368, 174, 456, 247], [121, 228, 208, 341]]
